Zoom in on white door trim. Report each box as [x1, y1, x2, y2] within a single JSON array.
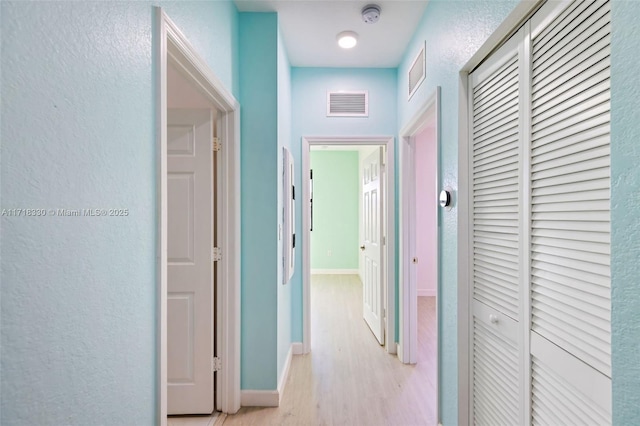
[[302, 136, 396, 355], [398, 86, 441, 423], [156, 8, 241, 423], [457, 1, 545, 424]]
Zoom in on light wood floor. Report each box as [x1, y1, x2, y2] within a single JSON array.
[[223, 274, 437, 426]]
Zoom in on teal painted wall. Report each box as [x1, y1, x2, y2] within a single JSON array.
[[395, 1, 519, 424], [239, 12, 279, 391], [290, 68, 397, 342], [276, 25, 293, 385], [3, 1, 638, 422], [310, 151, 360, 270], [611, 0, 640, 422], [0, 1, 238, 424]]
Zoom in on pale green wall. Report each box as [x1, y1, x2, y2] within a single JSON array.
[[310, 151, 359, 270]]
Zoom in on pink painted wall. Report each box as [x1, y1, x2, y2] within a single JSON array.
[[415, 125, 437, 296]]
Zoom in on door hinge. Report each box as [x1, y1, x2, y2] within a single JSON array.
[[213, 356, 222, 372], [212, 137, 221, 152], [382, 236, 386, 246], [212, 247, 222, 262], [383, 308, 386, 319]]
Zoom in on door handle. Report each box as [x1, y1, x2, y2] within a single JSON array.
[[360, 245, 365, 251]]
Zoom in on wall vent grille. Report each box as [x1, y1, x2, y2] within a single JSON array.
[[408, 42, 426, 100], [326, 91, 368, 117]]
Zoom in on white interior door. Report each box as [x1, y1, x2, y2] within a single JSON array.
[[167, 108, 214, 415], [362, 147, 384, 345]]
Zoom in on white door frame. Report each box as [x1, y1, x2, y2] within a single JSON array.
[[398, 87, 441, 421], [156, 8, 241, 423], [302, 136, 396, 355]]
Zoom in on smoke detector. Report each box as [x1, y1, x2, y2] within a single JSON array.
[[361, 4, 381, 24]]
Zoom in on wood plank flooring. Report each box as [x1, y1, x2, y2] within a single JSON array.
[[223, 274, 437, 426]]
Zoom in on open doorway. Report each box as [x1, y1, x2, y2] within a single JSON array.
[[301, 137, 396, 355], [156, 9, 241, 425], [399, 87, 441, 422], [166, 60, 218, 418], [308, 145, 387, 348]]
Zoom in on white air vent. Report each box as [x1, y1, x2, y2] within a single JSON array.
[[408, 42, 426, 100], [327, 91, 368, 117]]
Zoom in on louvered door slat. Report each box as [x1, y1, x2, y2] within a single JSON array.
[[473, 57, 518, 105], [532, 64, 609, 117], [474, 156, 518, 176], [474, 145, 518, 166], [532, 276, 610, 311], [530, 4, 612, 420], [533, 36, 610, 105], [474, 92, 519, 131], [533, 3, 609, 76], [533, 188, 609, 206], [532, 250, 609, 277], [474, 88, 519, 125], [532, 134, 609, 169], [531, 257, 608, 289], [532, 103, 609, 141], [532, 227, 609, 244], [530, 333, 611, 425], [533, 77, 609, 124], [473, 177, 519, 193], [532, 95, 609, 136], [531, 218, 609, 233], [533, 3, 609, 64], [533, 0, 596, 56], [531, 125, 609, 158], [473, 319, 519, 425]]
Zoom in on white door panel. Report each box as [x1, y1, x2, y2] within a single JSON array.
[[362, 148, 384, 345], [167, 108, 214, 415]]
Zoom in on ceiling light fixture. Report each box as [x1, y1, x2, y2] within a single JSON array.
[[361, 4, 381, 24], [337, 31, 358, 49]]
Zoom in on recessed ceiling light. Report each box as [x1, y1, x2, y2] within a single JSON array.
[[337, 31, 358, 49]]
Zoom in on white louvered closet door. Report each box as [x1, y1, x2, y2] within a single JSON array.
[[468, 0, 612, 424], [469, 29, 525, 426], [529, 0, 612, 423]]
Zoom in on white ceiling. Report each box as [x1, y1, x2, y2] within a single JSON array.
[[234, 0, 429, 68]]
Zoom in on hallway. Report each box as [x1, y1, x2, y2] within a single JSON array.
[[223, 274, 437, 425]]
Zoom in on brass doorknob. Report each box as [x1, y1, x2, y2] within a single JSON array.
[[360, 245, 365, 251]]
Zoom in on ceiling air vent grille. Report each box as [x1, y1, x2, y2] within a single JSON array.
[[327, 91, 368, 117], [408, 42, 426, 100]]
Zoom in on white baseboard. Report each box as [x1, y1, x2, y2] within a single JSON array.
[[291, 342, 304, 355], [387, 341, 397, 355], [418, 289, 436, 297], [311, 269, 359, 275], [240, 390, 279, 407], [241, 343, 298, 407], [277, 345, 293, 402]]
